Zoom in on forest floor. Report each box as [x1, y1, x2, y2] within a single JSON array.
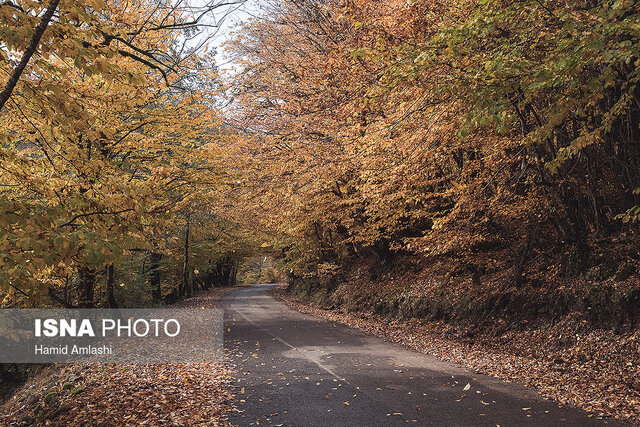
[[270, 285, 640, 425], [0, 286, 242, 426]]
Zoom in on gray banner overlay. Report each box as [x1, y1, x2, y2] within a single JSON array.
[[0, 309, 223, 363]]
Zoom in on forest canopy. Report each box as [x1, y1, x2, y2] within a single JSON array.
[[226, 0, 640, 321], [0, 0, 257, 307], [1, 0, 639, 318]]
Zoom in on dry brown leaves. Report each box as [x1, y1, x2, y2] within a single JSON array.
[[0, 286, 243, 426], [0, 363, 232, 426]]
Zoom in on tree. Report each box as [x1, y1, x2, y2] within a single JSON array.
[[0, 0, 246, 306], [228, 0, 640, 293]]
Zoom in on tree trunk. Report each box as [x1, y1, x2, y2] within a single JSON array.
[[0, 0, 61, 112], [221, 263, 231, 287], [181, 221, 191, 298], [230, 262, 238, 287], [78, 267, 95, 308], [105, 264, 118, 308], [192, 270, 200, 293], [149, 252, 162, 303]]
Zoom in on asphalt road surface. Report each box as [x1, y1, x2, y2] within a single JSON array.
[[222, 284, 621, 426]]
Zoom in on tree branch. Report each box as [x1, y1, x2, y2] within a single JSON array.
[[59, 208, 135, 228], [0, 0, 60, 112]]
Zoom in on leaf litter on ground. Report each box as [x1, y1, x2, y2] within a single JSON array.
[[0, 286, 244, 426]]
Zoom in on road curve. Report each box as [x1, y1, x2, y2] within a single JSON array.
[[222, 284, 620, 426]]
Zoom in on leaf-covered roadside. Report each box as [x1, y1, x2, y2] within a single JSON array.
[[0, 286, 240, 426], [0, 363, 231, 426], [271, 286, 640, 424]]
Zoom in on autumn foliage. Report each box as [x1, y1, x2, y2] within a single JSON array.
[[228, 0, 640, 322], [0, 0, 252, 307], [2, 0, 639, 317], [1, 0, 640, 422]]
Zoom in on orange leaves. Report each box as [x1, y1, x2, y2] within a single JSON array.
[[227, 0, 603, 287], [228, 0, 493, 267]]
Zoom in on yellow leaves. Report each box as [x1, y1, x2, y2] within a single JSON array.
[[60, 38, 79, 58], [16, 238, 31, 251], [84, 0, 105, 11], [14, 25, 30, 42], [93, 57, 110, 74], [0, 0, 236, 304]]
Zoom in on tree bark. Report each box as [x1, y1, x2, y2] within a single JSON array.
[[105, 264, 118, 308], [78, 267, 95, 308], [0, 0, 61, 112], [192, 270, 200, 292], [230, 262, 238, 287], [180, 221, 191, 297], [149, 252, 162, 302]]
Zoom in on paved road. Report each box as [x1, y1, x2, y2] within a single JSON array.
[[222, 284, 620, 426]]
